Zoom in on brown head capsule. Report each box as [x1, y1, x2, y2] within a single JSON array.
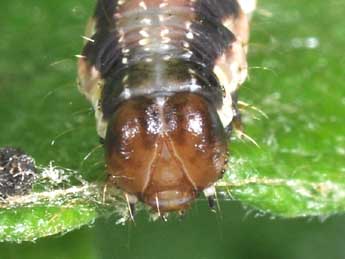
[[105, 93, 227, 212]]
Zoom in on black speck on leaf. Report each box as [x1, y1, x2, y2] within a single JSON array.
[[0, 147, 36, 199]]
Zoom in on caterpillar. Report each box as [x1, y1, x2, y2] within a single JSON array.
[[78, 0, 256, 215]]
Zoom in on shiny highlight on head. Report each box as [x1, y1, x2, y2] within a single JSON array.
[[105, 93, 227, 212]]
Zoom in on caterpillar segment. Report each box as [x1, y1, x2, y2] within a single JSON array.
[[77, 0, 254, 214]]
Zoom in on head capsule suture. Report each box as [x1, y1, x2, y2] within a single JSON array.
[[105, 92, 228, 212]]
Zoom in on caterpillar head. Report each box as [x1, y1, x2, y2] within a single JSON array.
[[105, 92, 227, 212]]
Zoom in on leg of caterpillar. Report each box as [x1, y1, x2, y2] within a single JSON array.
[[231, 92, 244, 133], [203, 185, 217, 210]]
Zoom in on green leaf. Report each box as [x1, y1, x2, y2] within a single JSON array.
[[0, 202, 100, 243], [0, 165, 124, 242], [0, 0, 344, 242], [222, 0, 345, 217]]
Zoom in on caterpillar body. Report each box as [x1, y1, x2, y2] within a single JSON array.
[[78, 0, 255, 213]]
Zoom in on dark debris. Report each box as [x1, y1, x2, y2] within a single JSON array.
[[0, 147, 36, 199]]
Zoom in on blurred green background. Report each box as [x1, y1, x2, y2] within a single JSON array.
[[1, 0, 345, 258]]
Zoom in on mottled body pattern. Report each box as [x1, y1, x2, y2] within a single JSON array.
[[78, 0, 255, 212]]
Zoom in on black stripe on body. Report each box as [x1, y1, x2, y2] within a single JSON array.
[[195, 0, 241, 24], [191, 0, 241, 66], [94, 0, 118, 29], [82, 30, 122, 77]]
